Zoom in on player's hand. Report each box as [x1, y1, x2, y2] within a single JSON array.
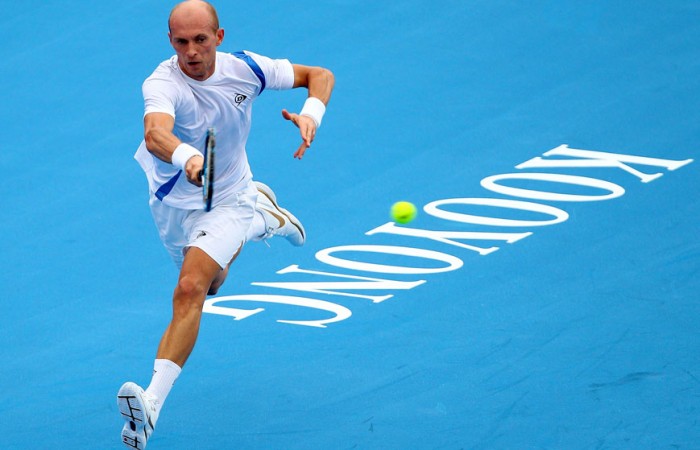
[[185, 154, 204, 187], [282, 109, 317, 160]]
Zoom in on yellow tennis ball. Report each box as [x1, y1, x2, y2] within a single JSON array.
[[391, 201, 417, 224]]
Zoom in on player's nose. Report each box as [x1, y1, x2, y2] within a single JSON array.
[[184, 43, 197, 58]]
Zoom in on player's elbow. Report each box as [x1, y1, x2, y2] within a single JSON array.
[[297, 65, 335, 93], [143, 127, 172, 158], [143, 113, 175, 153], [143, 127, 159, 151], [317, 67, 335, 90], [308, 67, 334, 103]]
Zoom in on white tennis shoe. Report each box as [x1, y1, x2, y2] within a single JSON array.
[[117, 382, 159, 449], [255, 181, 306, 246]]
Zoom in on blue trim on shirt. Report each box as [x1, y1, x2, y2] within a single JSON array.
[[233, 51, 266, 94], [155, 170, 182, 201]]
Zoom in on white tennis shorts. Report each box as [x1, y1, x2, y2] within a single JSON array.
[[149, 180, 258, 269]]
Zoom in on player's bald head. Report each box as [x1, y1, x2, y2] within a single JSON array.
[[169, 0, 220, 33]]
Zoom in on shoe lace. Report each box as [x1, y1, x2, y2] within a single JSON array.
[[259, 226, 275, 247]]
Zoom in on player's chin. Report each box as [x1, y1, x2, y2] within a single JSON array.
[[185, 62, 204, 75]]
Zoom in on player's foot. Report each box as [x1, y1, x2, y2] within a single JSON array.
[[117, 382, 159, 450], [255, 181, 306, 246]]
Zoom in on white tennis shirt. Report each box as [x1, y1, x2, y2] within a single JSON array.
[[134, 51, 295, 209]]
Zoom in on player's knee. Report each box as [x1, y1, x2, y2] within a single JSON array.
[[174, 275, 208, 305]]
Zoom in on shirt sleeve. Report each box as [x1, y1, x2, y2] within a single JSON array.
[[142, 68, 179, 117], [244, 50, 295, 91]]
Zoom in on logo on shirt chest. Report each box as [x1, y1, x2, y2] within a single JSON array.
[[231, 93, 248, 107]]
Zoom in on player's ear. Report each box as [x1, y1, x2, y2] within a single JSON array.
[[216, 28, 224, 46]]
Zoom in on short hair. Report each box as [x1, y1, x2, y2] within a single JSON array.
[[168, 1, 220, 33]]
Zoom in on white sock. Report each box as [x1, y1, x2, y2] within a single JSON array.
[[145, 359, 182, 415], [246, 210, 267, 242]]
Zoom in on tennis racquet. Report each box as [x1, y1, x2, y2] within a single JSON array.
[[200, 127, 216, 211]]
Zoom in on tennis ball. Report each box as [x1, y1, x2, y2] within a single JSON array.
[[391, 201, 417, 224]]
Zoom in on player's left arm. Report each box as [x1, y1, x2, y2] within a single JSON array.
[[282, 64, 335, 159]]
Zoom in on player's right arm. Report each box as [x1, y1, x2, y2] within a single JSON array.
[[144, 112, 203, 186]]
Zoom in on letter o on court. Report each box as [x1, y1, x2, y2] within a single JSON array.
[[424, 198, 569, 227], [480, 173, 626, 202], [315, 245, 463, 274]]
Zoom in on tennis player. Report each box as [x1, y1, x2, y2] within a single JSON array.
[[116, 1, 334, 448]]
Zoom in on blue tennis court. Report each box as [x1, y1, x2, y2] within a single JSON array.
[[1, 1, 699, 448]]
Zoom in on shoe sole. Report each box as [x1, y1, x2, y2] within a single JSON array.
[[255, 181, 306, 246], [117, 382, 152, 449]]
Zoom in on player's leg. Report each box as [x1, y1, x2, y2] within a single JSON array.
[[156, 246, 222, 366], [118, 187, 255, 449], [118, 247, 220, 449], [151, 183, 259, 365]]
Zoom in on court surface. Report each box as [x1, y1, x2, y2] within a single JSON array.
[[1, 1, 699, 449]]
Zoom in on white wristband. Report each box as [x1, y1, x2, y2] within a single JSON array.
[[171, 143, 203, 171], [300, 97, 326, 128]]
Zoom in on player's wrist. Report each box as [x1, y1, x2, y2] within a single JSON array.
[[171, 143, 203, 172], [300, 97, 326, 128]]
